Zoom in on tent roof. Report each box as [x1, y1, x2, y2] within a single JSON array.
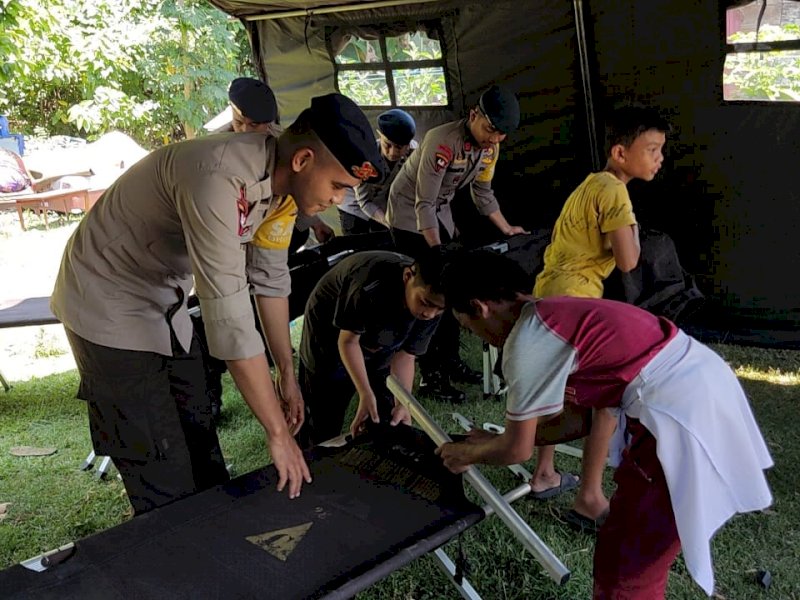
[[210, 0, 775, 20], [210, 0, 444, 20]]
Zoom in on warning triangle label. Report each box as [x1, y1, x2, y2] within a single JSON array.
[[246, 522, 313, 561]]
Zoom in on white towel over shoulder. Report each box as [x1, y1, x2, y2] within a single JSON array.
[[621, 331, 773, 596]]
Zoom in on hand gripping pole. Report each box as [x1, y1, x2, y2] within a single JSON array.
[[387, 376, 570, 585]]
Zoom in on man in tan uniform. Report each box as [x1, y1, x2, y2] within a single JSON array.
[[51, 93, 384, 514], [198, 76, 332, 423], [336, 108, 417, 235], [225, 76, 335, 247], [229, 76, 278, 134], [386, 84, 527, 401]]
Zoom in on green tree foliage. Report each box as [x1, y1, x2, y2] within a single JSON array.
[[0, 0, 253, 147], [725, 24, 800, 102]]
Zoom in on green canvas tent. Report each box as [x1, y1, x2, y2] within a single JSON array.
[[210, 0, 800, 346]]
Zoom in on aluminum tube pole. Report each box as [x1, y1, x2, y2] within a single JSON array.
[[484, 483, 534, 517], [387, 376, 570, 585], [573, 0, 601, 171]]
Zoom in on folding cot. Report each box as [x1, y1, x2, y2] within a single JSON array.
[[0, 422, 569, 599]]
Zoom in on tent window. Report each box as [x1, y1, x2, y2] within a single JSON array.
[[724, 1, 800, 102], [333, 30, 448, 107]]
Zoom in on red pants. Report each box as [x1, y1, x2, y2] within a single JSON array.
[[593, 419, 682, 599]]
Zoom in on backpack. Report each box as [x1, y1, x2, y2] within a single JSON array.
[[604, 229, 705, 325]]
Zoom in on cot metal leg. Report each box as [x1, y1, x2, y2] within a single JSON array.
[[475, 417, 597, 464], [481, 343, 505, 400], [96, 456, 112, 479], [20, 543, 75, 572], [430, 472, 546, 600], [432, 548, 483, 600], [80, 450, 97, 471], [387, 376, 571, 585], [453, 414, 534, 481], [554, 444, 586, 460], [80, 450, 113, 479]]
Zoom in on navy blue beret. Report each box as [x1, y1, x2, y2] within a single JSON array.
[[298, 93, 386, 184], [478, 85, 520, 134], [377, 109, 416, 146], [228, 77, 277, 124]]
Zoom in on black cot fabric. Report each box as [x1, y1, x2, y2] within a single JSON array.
[[0, 296, 58, 328], [0, 425, 483, 600], [287, 230, 394, 321]]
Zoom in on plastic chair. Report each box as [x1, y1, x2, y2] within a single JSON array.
[[0, 115, 25, 156]]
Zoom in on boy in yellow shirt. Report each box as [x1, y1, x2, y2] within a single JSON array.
[[530, 106, 670, 529], [535, 106, 669, 298]]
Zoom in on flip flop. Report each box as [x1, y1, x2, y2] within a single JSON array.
[[529, 470, 579, 500], [564, 508, 609, 535]]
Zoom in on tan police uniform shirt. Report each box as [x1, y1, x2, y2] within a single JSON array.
[[51, 132, 284, 362], [386, 119, 500, 237], [355, 140, 417, 219]]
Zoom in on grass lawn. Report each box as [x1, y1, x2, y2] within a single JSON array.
[[1, 212, 798, 598], [0, 335, 798, 599]]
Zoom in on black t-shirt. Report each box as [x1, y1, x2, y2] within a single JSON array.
[[300, 251, 440, 374]]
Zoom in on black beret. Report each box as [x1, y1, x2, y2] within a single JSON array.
[[377, 109, 416, 146], [478, 85, 520, 134], [228, 77, 277, 124], [298, 93, 386, 184]]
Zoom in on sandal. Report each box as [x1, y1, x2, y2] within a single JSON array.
[[529, 470, 579, 500], [564, 508, 609, 535]]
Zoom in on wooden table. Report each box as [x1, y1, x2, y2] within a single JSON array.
[[14, 188, 95, 230]]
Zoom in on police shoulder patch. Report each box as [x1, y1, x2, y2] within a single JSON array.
[[352, 161, 378, 181], [481, 145, 497, 164], [433, 144, 453, 173]]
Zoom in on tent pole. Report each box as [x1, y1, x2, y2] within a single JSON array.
[[243, 0, 446, 21], [573, 0, 601, 171]]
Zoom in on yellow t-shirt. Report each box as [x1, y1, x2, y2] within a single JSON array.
[[534, 172, 636, 298]]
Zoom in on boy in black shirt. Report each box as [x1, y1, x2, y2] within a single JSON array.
[[298, 249, 446, 446]]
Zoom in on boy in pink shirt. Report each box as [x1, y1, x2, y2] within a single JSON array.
[[437, 250, 772, 598]]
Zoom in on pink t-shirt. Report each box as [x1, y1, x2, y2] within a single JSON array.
[[503, 297, 677, 421]]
